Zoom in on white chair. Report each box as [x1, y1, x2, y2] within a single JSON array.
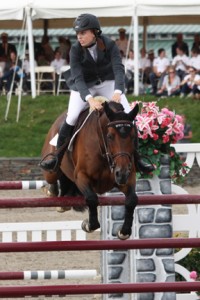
[[57, 65, 70, 95], [35, 66, 56, 96]]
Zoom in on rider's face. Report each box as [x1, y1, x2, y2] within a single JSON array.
[[77, 30, 96, 47]]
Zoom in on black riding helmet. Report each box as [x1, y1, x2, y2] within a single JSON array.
[[73, 14, 102, 36]]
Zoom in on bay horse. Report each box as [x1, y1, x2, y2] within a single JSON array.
[[41, 100, 139, 240]]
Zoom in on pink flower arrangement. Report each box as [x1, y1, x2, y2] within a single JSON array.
[[190, 271, 198, 280], [130, 101, 190, 182]]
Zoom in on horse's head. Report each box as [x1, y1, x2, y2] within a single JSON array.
[[103, 101, 139, 185]]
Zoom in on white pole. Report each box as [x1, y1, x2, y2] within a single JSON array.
[[133, 12, 139, 96], [26, 6, 36, 98]]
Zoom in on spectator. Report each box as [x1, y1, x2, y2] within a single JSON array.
[[147, 49, 155, 68], [115, 28, 129, 56], [0, 50, 24, 94], [179, 115, 193, 143], [171, 33, 189, 58], [50, 50, 67, 92], [172, 46, 190, 80], [37, 51, 50, 66], [191, 34, 200, 53], [179, 66, 200, 99], [189, 47, 200, 73], [0, 32, 16, 62], [156, 65, 181, 98], [40, 35, 54, 63], [55, 36, 71, 64], [149, 48, 170, 95], [124, 49, 140, 93], [139, 48, 151, 84]]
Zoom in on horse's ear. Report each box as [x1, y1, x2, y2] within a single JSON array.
[[103, 101, 116, 121], [127, 104, 139, 121]]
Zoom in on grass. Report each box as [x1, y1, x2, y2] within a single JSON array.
[[0, 94, 199, 157]]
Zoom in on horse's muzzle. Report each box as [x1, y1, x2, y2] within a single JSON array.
[[114, 166, 131, 185]]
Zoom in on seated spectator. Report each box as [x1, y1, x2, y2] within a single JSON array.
[[171, 33, 189, 58], [50, 50, 67, 92], [147, 49, 155, 68], [0, 50, 24, 94], [124, 49, 139, 93], [156, 66, 181, 98], [149, 48, 170, 95], [172, 46, 190, 80], [189, 47, 200, 73], [179, 66, 200, 99], [55, 36, 71, 64], [0, 32, 16, 62], [139, 48, 151, 84], [191, 34, 200, 53], [22, 50, 37, 93], [40, 35, 54, 63], [115, 28, 129, 56], [37, 51, 50, 66]]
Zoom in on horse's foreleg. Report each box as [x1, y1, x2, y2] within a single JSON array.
[[83, 186, 100, 232], [118, 185, 138, 240]]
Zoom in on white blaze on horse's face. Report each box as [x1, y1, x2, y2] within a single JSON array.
[[106, 121, 135, 185]]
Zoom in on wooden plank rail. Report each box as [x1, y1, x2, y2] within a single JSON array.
[[0, 194, 199, 208]]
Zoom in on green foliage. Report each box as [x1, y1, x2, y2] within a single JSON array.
[[0, 94, 199, 157]]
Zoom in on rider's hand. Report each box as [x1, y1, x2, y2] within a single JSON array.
[[88, 97, 103, 111], [112, 92, 121, 103]]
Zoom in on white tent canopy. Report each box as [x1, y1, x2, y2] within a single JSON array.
[[2, 0, 200, 96]]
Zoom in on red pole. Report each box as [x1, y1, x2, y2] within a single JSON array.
[[0, 238, 199, 252], [0, 181, 22, 190], [0, 194, 199, 208], [0, 272, 23, 280], [0, 281, 200, 297]]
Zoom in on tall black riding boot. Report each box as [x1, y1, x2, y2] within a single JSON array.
[[39, 122, 74, 172], [134, 124, 155, 174]]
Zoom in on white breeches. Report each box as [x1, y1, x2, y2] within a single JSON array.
[[66, 80, 131, 125]]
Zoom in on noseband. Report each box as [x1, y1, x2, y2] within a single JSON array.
[[101, 120, 134, 172]]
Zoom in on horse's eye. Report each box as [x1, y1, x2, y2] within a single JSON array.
[[107, 133, 114, 141]]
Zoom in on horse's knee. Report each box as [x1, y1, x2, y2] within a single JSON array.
[[85, 193, 99, 208], [125, 194, 138, 209]]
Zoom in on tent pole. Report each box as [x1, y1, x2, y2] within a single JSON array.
[[26, 7, 36, 99], [133, 13, 139, 96], [142, 17, 148, 50]]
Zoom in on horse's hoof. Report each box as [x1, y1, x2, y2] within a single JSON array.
[[117, 230, 131, 240], [81, 219, 94, 233], [56, 206, 71, 213], [42, 185, 58, 197]]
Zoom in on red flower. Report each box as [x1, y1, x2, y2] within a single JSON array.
[[153, 149, 159, 154], [153, 133, 159, 141], [170, 151, 175, 157], [162, 135, 170, 143]]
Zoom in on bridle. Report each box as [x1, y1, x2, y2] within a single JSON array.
[[98, 118, 134, 173]]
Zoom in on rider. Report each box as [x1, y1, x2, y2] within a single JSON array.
[[39, 13, 154, 174]]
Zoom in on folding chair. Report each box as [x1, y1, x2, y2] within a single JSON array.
[[57, 65, 70, 95], [35, 66, 56, 96]]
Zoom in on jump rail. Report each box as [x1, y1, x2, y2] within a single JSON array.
[[0, 270, 97, 280], [0, 194, 199, 208], [0, 181, 47, 190], [0, 282, 200, 297], [0, 238, 199, 252]]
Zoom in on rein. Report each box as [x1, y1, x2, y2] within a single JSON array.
[[97, 115, 134, 173]]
